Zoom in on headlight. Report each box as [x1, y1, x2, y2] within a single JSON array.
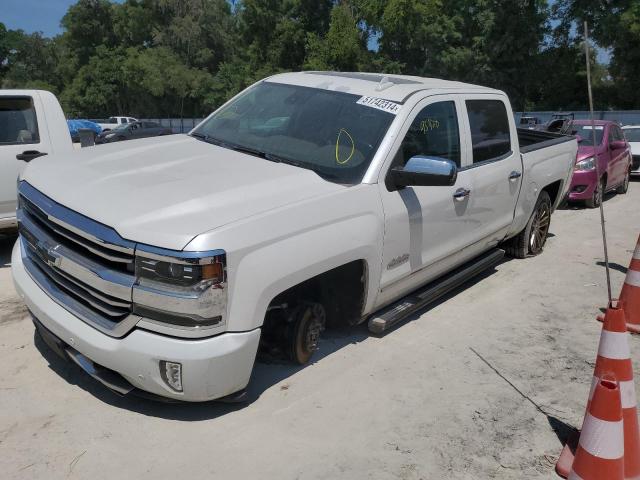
[[575, 157, 596, 171], [132, 247, 227, 334], [105, 133, 115, 139]]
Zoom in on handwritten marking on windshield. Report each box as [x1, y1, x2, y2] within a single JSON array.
[[420, 118, 440, 133], [335, 128, 355, 165]]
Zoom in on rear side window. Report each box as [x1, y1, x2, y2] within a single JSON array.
[[394, 101, 461, 167], [0, 96, 40, 145], [466, 100, 511, 164]]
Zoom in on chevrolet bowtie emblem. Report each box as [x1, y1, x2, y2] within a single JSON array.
[[36, 242, 61, 267]]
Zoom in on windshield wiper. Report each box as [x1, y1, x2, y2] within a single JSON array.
[[189, 133, 340, 181]]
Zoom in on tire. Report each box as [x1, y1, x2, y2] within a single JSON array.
[[586, 177, 605, 208], [616, 169, 630, 194], [286, 303, 326, 365], [504, 191, 552, 259]]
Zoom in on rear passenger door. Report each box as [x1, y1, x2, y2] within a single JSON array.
[[459, 96, 522, 247]]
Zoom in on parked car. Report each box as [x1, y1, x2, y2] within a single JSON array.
[[622, 125, 640, 176], [519, 116, 540, 129], [89, 116, 138, 132], [568, 120, 632, 207], [12, 72, 577, 402], [0, 89, 73, 233], [67, 119, 102, 143], [95, 121, 172, 143]]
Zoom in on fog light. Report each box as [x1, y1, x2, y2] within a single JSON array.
[[160, 361, 183, 392]]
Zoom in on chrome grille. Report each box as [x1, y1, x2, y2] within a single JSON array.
[[17, 182, 140, 337]]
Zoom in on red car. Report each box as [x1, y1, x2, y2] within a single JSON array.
[[568, 120, 632, 208]]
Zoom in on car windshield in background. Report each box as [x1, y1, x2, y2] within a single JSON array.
[[624, 128, 640, 142], [574, 125, 604, 146], [191, 82, 397, 184]]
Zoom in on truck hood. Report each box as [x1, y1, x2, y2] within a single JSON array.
[[22, 135, 345, 249]]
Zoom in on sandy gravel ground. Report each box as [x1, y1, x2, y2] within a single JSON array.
[[1, 182, 639, 480]]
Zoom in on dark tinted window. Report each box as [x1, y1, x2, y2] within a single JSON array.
[[466, 100, 511, 163], [0, 96, 40, 145], [394, 101, 460, 167], [612, 126, 624, 142]]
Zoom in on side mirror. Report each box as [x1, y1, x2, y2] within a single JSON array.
[[387, 156, 457, 191], [610, 140, 626, 150], [575, 134, 583, 143]]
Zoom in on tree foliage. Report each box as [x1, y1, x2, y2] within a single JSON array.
[[0, 0, 636, 117]]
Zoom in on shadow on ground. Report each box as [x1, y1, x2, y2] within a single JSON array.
[[558, 190, 618, 211], [0, 233, 17, 268], [596, 260, 627, 274]]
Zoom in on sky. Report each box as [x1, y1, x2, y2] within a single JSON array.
[[1, 0, 610, 63], [1, 0, 82, 37]]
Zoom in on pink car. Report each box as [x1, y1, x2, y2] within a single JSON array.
[[568, 120, 632, 208]]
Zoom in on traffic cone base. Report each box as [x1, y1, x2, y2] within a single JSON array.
[[568, 379, 624, 480]]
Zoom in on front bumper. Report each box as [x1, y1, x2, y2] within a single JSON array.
[[568, 169, 598, 201], [12, 241, 260, 402]]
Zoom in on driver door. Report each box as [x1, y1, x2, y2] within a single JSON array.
[[376, 95, 481, 306]]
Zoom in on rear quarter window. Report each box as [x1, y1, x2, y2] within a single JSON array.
[[0, 96, 40, 145]]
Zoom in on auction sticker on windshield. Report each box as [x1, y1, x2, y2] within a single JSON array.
[[356, 96, 401, 115]]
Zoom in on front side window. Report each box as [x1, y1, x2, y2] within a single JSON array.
[[393, 101, 461, 168], [0, 96, 40, 145], [192, 82, 396, 184], [466, 100, 511, 164]]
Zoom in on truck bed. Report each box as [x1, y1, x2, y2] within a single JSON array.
[[506, 128, 578, 239], [517, 128, 576, 154]]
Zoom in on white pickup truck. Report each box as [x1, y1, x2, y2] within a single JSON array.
[[0, 90, 73, 233], [11, 72, 577, 402], [92, 116, 138, 132]]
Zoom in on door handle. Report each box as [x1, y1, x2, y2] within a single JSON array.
[[509, 171, 522, 181], [16, 150, 47, 162], [453, 187, 471, 201]]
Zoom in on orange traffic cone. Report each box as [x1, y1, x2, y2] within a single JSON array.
[[619, 235, 640, 334], [592, 306, 640, 480], [557, 306, 640, 479], [568, 378, 624, 480]]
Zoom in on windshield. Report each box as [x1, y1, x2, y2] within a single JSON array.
[[191, 82, 396, 183], [624, 128, 640, 142], [573, 124, 605, 146]]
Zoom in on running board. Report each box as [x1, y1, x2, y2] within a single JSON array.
[[368, 249, 505, 334]]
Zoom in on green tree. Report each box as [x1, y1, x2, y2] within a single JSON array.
[[304, 2, 369, 71]]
